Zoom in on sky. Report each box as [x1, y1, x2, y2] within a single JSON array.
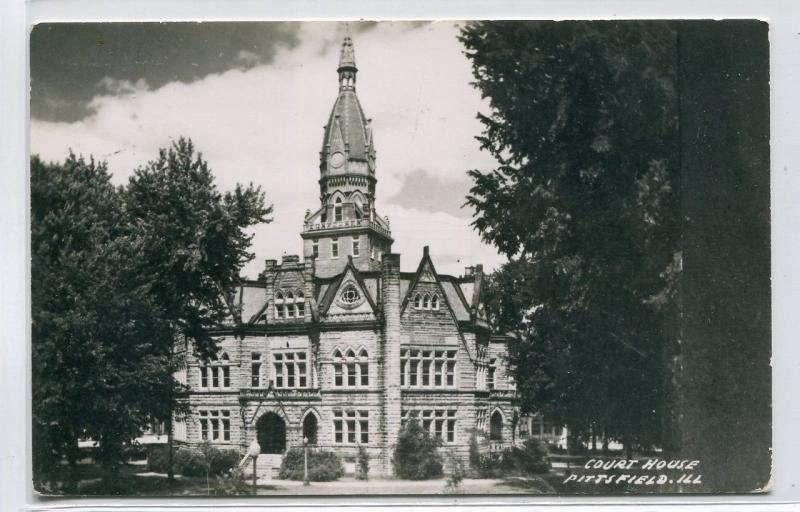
[[30, 21, 505, 279]]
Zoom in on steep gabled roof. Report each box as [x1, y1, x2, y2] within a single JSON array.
[[318, 256, 378, 316], [401, 247, 475, 360]]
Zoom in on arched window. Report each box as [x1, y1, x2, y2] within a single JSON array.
[[295, 290, 305, 317], [333, 347, 369, 388], [431, 294, 439, 310], [334, 197, 343, 222], [490, 410, 503, 441], [285, 292, 295, 318], [422, 294, 431, 309], [333, 349, 343, 386], [275, 292, 285, 319], [358, 348, 369, 386], [414, 293, 422, 309], [200, 351, 231, 389], [303, 413, 318, 445]]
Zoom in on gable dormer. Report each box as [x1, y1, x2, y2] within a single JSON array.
[[318, 257, 377, 322]]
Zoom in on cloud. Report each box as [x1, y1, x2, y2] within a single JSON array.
[[30, 22, 300, 122], [30, 21, 506, 279], [387, 168, 473, 218]]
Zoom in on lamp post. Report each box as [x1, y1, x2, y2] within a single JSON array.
[[303, 436, 310, 486]]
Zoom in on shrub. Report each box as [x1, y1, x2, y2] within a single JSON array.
[[393, 419, 443, 480], [510, 438, 551, 474], [175, 447, 207, 477], [146, 446, 171, 474], [213, 467, 252, 496], [279, 448, 344, 481], [210, 449, 242, 476], [356, 445, 369, 480], [151, 445, 240, 478], [473, 438, 551, 477]]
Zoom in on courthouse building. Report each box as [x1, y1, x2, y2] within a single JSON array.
[[174, 35, 519, 478]]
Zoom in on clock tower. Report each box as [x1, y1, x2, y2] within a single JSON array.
[[301, 34, 393, 278]]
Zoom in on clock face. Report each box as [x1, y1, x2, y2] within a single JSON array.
[[330, 152, 345, 169]]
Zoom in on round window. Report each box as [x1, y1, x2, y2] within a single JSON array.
[[340, 284, 361, 306]]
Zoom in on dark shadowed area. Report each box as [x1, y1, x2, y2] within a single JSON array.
[[30, 22, 301, 122]]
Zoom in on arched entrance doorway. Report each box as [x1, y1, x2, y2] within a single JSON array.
[[303, 413, 318, 445], [256, 412, 286, 454]]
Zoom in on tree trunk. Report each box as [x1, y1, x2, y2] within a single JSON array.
[[166, 416, 175, 480], [64, 437, 79, 494]]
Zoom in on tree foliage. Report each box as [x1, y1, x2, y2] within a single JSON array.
[[460, 21, 680, 451], [124, 137, 273, 360], [393, 419, 443, 480], [31, 154, 178, 487], [31, 137, 272, 491]]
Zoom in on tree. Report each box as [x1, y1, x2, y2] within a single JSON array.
[[460, 21, 680, 453], [393, 419, 443, 480], [124, 137, 272, 359], [123, 138, 272, 474], [31, 154, 178, 489]]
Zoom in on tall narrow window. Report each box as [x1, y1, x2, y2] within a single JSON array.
[[296, 291, 305, 318], [431, 294, 439, 310], [312, 240, 319, 258], [222, 411, 231, 441], [334, 411, 343, 443], [359, 411, 369, 443], [344, 410, 358, 443], [334, 198, 343, 222], [352, 238, 360, 256], [251, 353, 262, 387], [275, 292, 285, 319], [488, 359, 496, 390], [332, 238, 339, 258], [446, 351, 457, 387], [359, 349, 369, 386], [199, 411, 209, 440], [285, 292, 294, 318], [200, 367, 208, 387]]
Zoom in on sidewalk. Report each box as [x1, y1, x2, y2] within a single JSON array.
[[252, 476, 549, 495]]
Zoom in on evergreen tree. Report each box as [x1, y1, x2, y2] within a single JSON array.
[[460, 21, 680, 452]]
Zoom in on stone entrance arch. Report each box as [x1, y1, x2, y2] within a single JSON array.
[[256, 412, 286, 454]]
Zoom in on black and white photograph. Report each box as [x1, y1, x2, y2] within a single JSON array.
[[28, 19, 771, 497]]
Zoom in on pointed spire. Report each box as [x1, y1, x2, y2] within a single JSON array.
[[337, 29, 357, 90]]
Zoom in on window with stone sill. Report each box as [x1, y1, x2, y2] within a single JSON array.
[[332, 348, 369, 387], [402, 409, 457, 443], [199, 410, 231, 441], [413, 293, 440, 310], [400, 349, 456, 388], [333, 410, 369, 444], [272, 351, 308, 389], [275, 289, 305, 320], [199, 351, 231, 389]]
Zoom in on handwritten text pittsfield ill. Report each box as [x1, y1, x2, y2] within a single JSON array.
[[563, 459, 703, 486]]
